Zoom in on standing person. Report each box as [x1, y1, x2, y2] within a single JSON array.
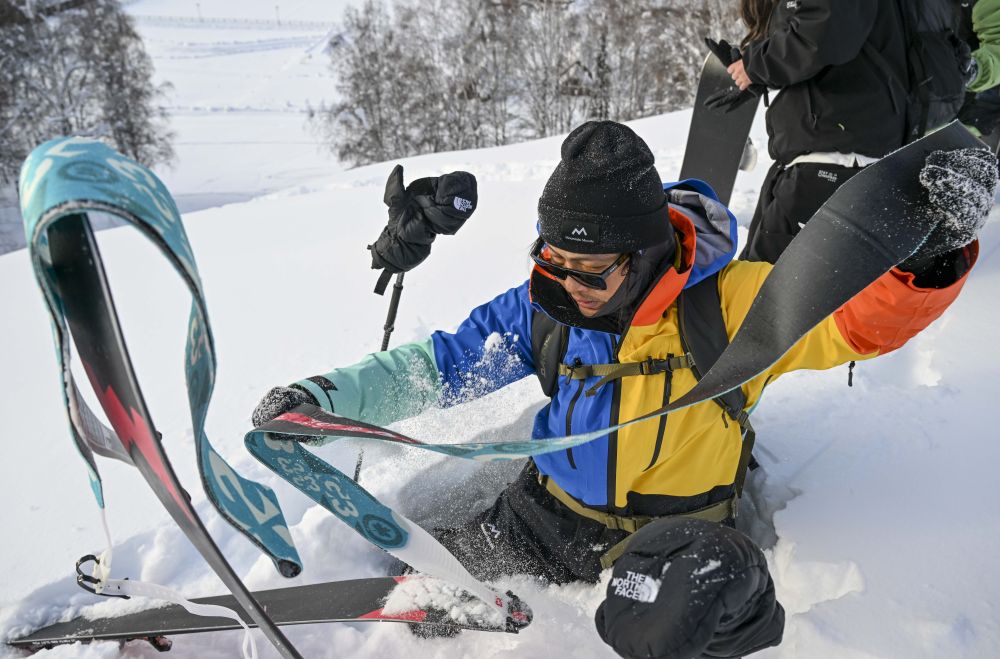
[[253, 121, 993, 658], [726, 0, 993, 264], [724, 0, 911, 263]]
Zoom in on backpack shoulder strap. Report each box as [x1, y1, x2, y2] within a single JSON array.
[[678, 271, 756, 495], [531, 309, 569, 398], [677, 271, 748, 423]]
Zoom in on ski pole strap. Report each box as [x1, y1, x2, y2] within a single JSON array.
[[537, 474, 737, 570], [558, 354, 694, 397], [374, 269, 394, 296]]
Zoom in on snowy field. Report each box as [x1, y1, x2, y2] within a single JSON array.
[[2, 2, 1000, 658], [0, 0, 351, 253]]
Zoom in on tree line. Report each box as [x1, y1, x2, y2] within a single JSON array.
[[310, 0, 742, 167], [1, 0, 172, 185]]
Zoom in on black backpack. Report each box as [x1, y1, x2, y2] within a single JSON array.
[[895, 0, 969, 141]]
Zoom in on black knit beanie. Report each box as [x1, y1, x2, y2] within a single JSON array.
[[538, 121, 674, 254]]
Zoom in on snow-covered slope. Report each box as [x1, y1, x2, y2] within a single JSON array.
[[1, 3, 998, 658], [128, 0, 353, 214]]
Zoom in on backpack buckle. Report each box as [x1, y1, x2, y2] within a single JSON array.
[[639, 357, 669, 375]]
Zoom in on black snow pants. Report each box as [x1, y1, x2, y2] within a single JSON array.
[[435, 462, 785, 659], [741, 160, 864, 263], [435, 461, 629, 584]]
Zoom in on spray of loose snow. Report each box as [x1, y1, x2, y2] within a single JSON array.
[[382, 577, 504, 628]]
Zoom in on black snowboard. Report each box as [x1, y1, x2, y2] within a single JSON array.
[[44, 215, 301, 658], [7, 575, 512, 652], [679, 54, 761, 205], [642, 121, 983, 422]]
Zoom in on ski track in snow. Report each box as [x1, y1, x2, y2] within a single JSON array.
[[2, 2, 1000, 657]]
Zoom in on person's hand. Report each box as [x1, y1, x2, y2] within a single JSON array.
[[704, 84, 764, 113], [369, 165, 477, 275], [252, 386, 316, 428], [958, 93, 1000, 136], [957, 40, 979, 87], [728, 59, 752, 90], [704, 37, 740, 67], [905, 148, 997, 261], [898, 148, 997, 285]]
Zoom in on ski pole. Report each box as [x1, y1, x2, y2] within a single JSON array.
[[380, 272, 405, 351], [358, 167, 476, 483], [354, 271, 405, 483]]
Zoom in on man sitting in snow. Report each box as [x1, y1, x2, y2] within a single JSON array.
[[254, 121, 995, 658]]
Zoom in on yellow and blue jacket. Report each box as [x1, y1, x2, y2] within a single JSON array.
[[295, 182, 974, 519]]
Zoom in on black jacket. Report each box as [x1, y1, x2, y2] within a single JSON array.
[[744, 0, 909, 163]]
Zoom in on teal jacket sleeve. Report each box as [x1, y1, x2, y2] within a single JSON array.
[[295, 283, 536, 427], [294, 340, 441, 428]]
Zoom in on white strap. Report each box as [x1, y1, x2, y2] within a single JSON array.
[[787, 151, 879, 168], [100, 578, 258, 659], [88, 509, 258, 659]]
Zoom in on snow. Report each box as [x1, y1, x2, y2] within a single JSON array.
[[2, 2, 1000, 657], [382, 577, 504, 628]]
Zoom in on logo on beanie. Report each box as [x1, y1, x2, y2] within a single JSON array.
[[560, 220, 599, 245], [479, 522, 501, 549], [453, 196, 474, 212], [610, 570, 661, 603]]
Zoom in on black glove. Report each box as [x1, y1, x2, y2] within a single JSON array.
[[704, 37, 740, 67], [368, 164, 477, 278], [958, 91, 1000, 136], [899, 147, 997, 284], [703, 37, 765, 114], [251, 386, 317, 428], [595, 518, 784, 659], [705, 84, 765, 113]]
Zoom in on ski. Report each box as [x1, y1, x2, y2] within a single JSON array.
[[7, 575, 518, 653], [19, 138, 303, 658], [43, 214, 301, 657], [679, 53, 761, 205], [647, 120, 984, 418]]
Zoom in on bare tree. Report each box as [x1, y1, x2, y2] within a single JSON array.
[[515, 0, 586, 138], [0, 0, 173, 184], [310, 1, 427, 167], [312, 0, 742, 167]]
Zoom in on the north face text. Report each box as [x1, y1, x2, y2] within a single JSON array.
[[610, 570, 661, 603]]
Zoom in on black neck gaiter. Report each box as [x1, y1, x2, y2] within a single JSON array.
[[530, 237, 677, 335]]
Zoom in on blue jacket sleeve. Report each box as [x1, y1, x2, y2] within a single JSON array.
[[431, 281, 536, 407]]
